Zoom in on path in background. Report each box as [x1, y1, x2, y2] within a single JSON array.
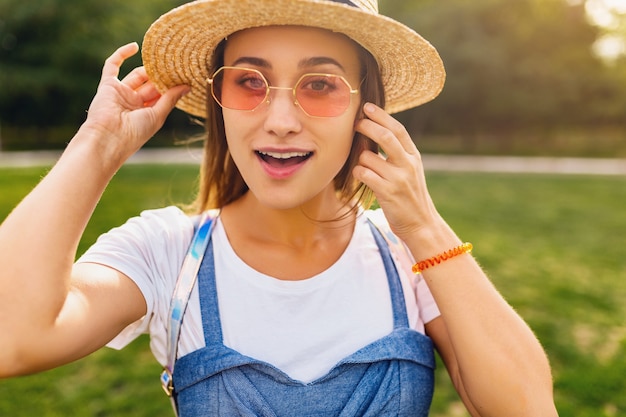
[[1, 148, 626, 175]]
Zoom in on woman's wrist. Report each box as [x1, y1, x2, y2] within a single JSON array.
[[399, 218, 464, 263], [68, 124, 131, 174]]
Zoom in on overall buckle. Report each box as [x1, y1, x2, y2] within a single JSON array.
[[160, 368, 174, 397]]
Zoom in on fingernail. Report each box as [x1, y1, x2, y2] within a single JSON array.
[[364, 103, 376, 113]]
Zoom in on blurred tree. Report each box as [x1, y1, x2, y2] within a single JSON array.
[[382, 0, 626, 148], [0, 0, 186, 147]]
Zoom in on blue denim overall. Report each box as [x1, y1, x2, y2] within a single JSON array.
[[172, 222, 435, 416]]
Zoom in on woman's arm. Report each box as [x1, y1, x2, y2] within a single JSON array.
[[426, 317, 481, 416], [354, 103, 558, 416], [0, 43, 189, 377]]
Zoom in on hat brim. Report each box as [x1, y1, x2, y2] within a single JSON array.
[[142, 0, 445, 117]]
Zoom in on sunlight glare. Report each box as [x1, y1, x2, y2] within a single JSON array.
[[586, 0, 626, 28]]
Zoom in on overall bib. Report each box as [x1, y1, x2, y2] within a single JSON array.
[[172, 222, 435, 416]]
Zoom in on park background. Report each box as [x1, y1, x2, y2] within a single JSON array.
[[1, 0, 625, 416]]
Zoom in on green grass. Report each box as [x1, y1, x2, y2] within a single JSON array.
[[1, 164, 625, 416]]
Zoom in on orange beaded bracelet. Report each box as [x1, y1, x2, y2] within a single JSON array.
[[412, 242, 473, 274]]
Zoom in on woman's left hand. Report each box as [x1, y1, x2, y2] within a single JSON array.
[[353, 102, 441, 241]]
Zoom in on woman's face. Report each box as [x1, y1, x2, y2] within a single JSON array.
[[221, 26, 362, 211]]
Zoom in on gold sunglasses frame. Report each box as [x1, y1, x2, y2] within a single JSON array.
[[207, 66, 360, 118]]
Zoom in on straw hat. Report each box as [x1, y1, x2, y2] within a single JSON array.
[[142, 0, 445, 117]]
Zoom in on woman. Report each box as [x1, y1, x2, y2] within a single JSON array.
[[0, 0, 558, 415]]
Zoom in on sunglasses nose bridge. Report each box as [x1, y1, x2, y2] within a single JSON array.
[[266, 85, 299, 107]]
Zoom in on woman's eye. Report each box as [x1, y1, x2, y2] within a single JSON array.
[[238, 75, 266, 90], [310, 80, 328, 91], [301, 77, 337, 94]]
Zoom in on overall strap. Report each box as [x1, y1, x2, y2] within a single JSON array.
[[367, 220, 409, 329], [161, 210, 218, 403], [197, 237, 223, 344], [364, 211, 417, 281]]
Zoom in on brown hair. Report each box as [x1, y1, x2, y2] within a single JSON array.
[[189, 37, 385, 214]]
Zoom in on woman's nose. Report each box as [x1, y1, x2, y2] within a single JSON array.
[[263, 88, 302, 137]]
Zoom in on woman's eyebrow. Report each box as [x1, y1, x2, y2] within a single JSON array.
[[229, 56, 345, 71], [298, 57, 345, 71], [231, 56, 271, 68]]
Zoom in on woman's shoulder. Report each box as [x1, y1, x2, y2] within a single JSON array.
[[81, 206, 197, 262], [362, 207, 387, 226], [135, 205, 195, 226], [361, 208, 396, 241], [117, 206, 196, 239]]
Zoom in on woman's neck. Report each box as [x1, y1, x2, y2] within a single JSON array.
[[221, 188, 356, 250]]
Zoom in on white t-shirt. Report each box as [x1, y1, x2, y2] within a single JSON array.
[[78, 206, 440, 383]]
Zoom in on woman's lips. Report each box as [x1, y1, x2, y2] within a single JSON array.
[[256, 150, 313, 179]]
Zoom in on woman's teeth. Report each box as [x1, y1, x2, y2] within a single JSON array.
[[258, 151, 311, 159]]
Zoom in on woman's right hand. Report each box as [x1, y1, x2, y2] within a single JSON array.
[[79, 42, 190, 167]]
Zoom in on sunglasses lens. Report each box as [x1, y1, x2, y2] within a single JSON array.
[[210, 68, 355, 117], [212, 68, 268, 111], [296, 74, 352, 117]]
